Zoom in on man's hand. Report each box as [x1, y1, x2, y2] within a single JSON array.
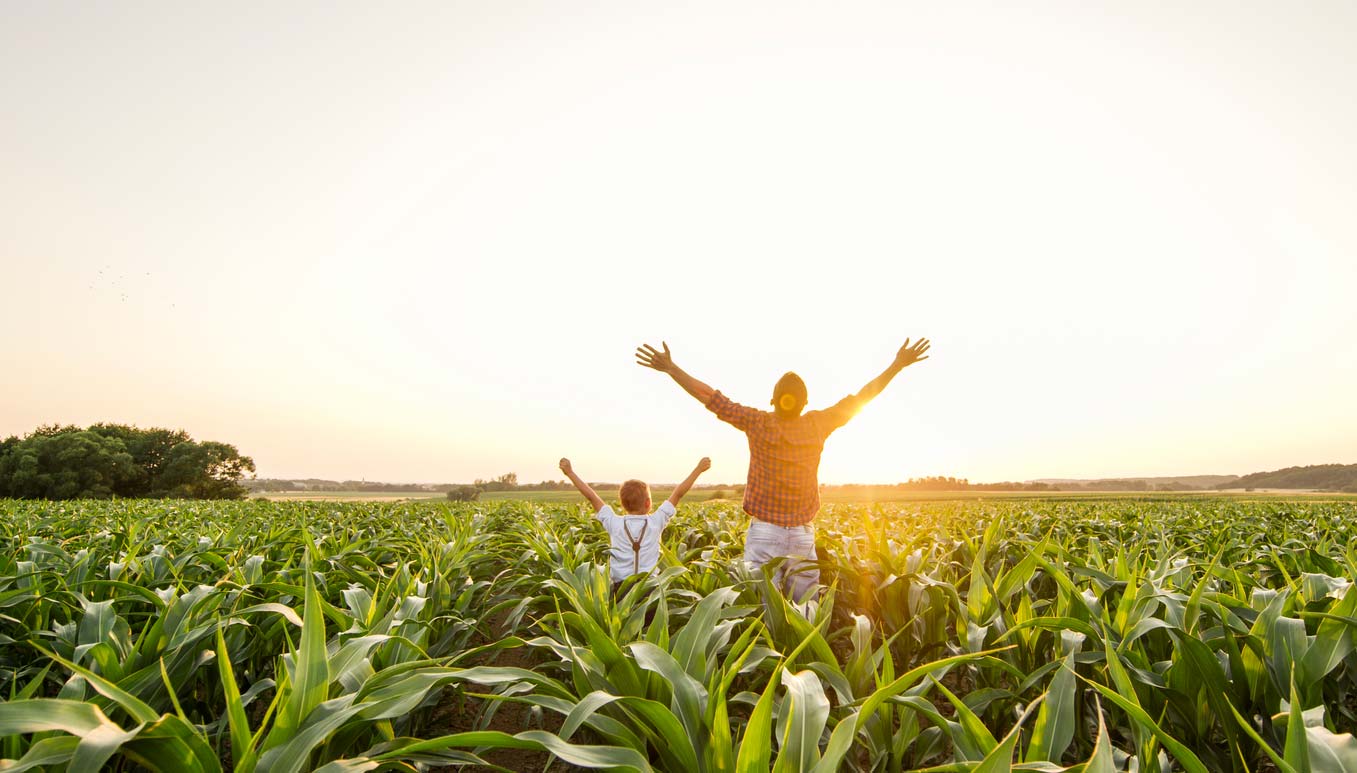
[[696, 457, 712, 473], [635, 340, 718, 405], [635, 342, 676, 374], [894, 338, 931, 369], [559, 458, 573, 476], [853, 337, 932, 407]]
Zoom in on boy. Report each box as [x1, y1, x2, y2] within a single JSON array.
[[559, 456, 711, 591]]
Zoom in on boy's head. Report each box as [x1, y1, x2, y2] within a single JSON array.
[[771, 371, 808, 418], [619, 479, 652, 514]]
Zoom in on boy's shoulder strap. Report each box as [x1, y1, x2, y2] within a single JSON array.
[[622, 518, 649, 572], [622, 517, 648, 543]]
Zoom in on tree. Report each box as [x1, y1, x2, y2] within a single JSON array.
[[0, 424, 255, 500], [0, 431, 139, 499], [474, 473, 520, 492], [447, 485, 481, 502], [88, 424, 192, 495], [28, 424, 80, 438], [0, 435, 17, 492], [152, 440, 255, 499]]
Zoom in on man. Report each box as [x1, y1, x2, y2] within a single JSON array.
[[635, 338, 931, 600]]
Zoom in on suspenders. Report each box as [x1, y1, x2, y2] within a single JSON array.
[[622, 518, 649, 575]]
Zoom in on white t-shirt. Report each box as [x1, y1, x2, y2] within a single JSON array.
[[597, 501, 675, 583]]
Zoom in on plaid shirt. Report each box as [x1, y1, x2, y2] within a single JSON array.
[[705, 390, 864, 526]]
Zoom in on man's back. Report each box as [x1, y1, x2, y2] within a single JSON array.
[[705, 391, 863, 526]]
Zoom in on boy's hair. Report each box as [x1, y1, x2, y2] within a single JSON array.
[[619, 479, 651, 514]]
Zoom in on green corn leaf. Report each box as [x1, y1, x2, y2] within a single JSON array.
[[998, 617, 1101, 643], [1304, 725, 1357, 771], [1084, 699, 1116, 773], [974, 696, 1042, 773], [810, 716, 857, 773], [1081, 676, 1210, 773], [121, 714, 224, 773], [30, 645, 159, 725], [628, 641, 709, 742], [1183, 548, 1224, 636], [0, 736, 81, 772], [368, 729, 653, 772], [1166, 629, 1240, 753], [772, 670, 830, 773], [310, 760, 382, 773], [856, 647, 1015, 730], [235, 602, 305, 628], [1227, 701, 1297, 773], [268, 554, 331, 756], [671, 587, 738, 676], [1026, 653, 1076, 763], [533, 684, 695, 771], [560, 690, 624, 741], [0, 698, 117, 736], [1300, 582, 1357, 688], [217, 622, 256, 772], [75, 598, 118, 651], [736, 615, 829, 773], [707, 621, 762, 773], [931, 675, 998, 758], [1285, 672, 1311, 773]]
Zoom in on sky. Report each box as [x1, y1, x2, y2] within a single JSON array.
[[3, 2, 1355, 485]]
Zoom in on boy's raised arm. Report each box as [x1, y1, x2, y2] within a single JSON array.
[[667, 457, 712, 508], [559, 458, 606, 513], [635, 342, 716, 405]]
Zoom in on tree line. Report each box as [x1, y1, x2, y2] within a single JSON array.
[[867, 477, 1217, 492], [246, 473, 742, 502], [1221, 464, 1357, 493], [891, 476, 1057, 492], [0, 424, 255, 500], [243, 464, 1357, 503]]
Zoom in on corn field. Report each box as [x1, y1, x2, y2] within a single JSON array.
[[3, 497, 1357, 772]]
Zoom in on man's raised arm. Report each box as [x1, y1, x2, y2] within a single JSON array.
[[635, 342, 716, 405], [639, 341, 763, 432], [818, 338, 932, 432], [855, 338, 931, 403]]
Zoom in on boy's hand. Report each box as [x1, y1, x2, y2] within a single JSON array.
[[669, 456, 713, 507], [635, 341, 676, 373], [559, 458, 573, 476], [894, 338, 931, 369]]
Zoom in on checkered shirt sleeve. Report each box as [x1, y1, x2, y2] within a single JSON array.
[[704, 390, 763, 431]]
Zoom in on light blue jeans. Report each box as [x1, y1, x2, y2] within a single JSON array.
[[744, 519, 819, 602]]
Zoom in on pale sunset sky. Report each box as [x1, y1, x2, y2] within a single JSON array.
[[3, 2, 1355, 485]]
